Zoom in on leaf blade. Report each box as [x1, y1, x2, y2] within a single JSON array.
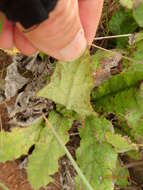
[[75, 116, 117, 190], [0, 120, 42, 162], [27, 112, 73, 190], [38, 51, 94, 116]]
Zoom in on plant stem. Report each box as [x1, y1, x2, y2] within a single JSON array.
[[91, 43, 143, 64], [94, 34, 132, 40], [43, 115, 94, 190]]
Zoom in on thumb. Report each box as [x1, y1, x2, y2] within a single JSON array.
[[15, 0, 87, 61]]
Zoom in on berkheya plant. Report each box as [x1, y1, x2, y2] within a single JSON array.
[[1, 0, 143, 189], [0, 48, 139, 190]]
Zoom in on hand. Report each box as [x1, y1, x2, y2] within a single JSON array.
[[0, 0, 104, 61]]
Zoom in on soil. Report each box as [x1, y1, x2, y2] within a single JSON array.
[[0, 161, 33, 190]]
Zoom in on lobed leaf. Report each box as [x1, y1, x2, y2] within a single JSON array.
[[109, 8, 137, 48], [38, 51, 94, 116], [105, 132, 138, 153], [0, 120, 42, 162], [75, 116, 117, 190], [114, 160, 130, 188], [92, 39, 143, 142], [120, 0, 134, 9], [133, 2, 143, 27], [27, 111, 73, 190]]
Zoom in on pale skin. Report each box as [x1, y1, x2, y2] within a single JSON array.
[[0, 0, 104, 61]]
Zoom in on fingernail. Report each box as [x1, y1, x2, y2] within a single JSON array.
[[60, 29, 87, 61]]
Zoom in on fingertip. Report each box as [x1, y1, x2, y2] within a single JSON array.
[[79, 0, 104, 45], [59, 29, 87, 61]]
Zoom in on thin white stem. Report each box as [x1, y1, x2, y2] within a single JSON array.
[[94, 34, 132, 40], [43, 115, 94, 190], [91, 43, 143, 64]]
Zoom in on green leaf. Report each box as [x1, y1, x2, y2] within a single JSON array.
[[56, 104, 78, 119], [133, 2, 143, 27], [129, 32, 143, 61], [93, 81, 143, 142], [91, 49, 143, 142], [38, 51, 94, 116], [131, 31, 143, 44], [75, 116, 117, 190], [105, 132, 138, 153], [109, 9, 137, 35], [114, 160, 130, 188], [27, 112, 73, 190], [126, 108, 143, 142], [0, 120, 42, 162], [126, 150, 142, 160], [120, 0, 134, 9], [91, 50, 122, 87], [132, 41, 143, 60], [109, 9, 138, 48], [91, 38, 143, 142], [92, 63, 143, 100]]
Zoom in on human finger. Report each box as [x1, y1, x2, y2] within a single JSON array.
[[16, 0, 87, 61], [78, 0, 104, 45], [0, 13, 14, 49], [14, 26, 37, 55]]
